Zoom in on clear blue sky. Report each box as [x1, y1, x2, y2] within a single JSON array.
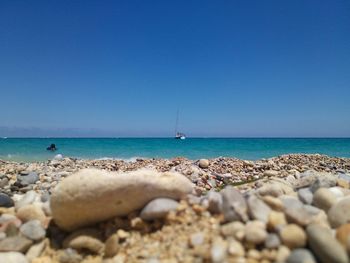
[[0, 0, 349, 137]]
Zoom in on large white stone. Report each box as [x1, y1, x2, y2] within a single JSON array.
[[51, 168, 193, 231]]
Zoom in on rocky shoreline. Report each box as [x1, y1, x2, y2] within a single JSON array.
[[0, 154, 350, 262]]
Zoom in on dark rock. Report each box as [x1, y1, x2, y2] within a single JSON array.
[[0, 193, 14, 208]]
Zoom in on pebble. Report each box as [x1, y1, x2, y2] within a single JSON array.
[[198, 159, 209, 169], [328, 187, 345, 199], [26, 240, 46, 262], [54, 154, 63, 160], [140, 198, 179, 220], [310, 176, 337, 192], [257, 181, 294, 197], [15, 191, 39, 210], [0, 193, 14, 208], [298, 188, 313, 204], [220, 221, 245, 238], [261, 195, 284, 210], [312, 188, 337, 211], [190, 232, 205, 247], [227, 239, 245, 257], [206, 191, 223, 214], [16, 204, 46, 225], [19, 220, 46, 241], [0, 178, 9, 188], [263, 170, 279, 177], [282, 197, 315, 226], [58, 248, 83, 263], [336, 223, 350, 252], [17, 172, 39, 185], [210, 238, 227, 263], [286, 249, 316, 263], [275, 245, 291, 263], [268, 211, 287, 231], [65, 235, 104, 254], [279, 224, 306, 249], [247, 195, 271, 223], [0, 251, 28, 263], [306, 224, 348, 263], [245, 221, 267, 244], [328, 196, 350, 228], [51, 168, 193, 231], [104, 234, 120, 258], [264, 233, 281, 249], [0, 236, 32, 252], [221, 186, 248, 222]]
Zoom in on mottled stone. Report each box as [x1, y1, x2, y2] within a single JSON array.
[[307, 224, 348, 263]]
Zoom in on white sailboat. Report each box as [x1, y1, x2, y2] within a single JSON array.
[[174, 110, 186, 140]]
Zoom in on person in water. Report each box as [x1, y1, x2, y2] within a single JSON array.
[[47, 144, 57, 151]]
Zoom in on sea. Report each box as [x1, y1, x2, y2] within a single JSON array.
[[0, 138, 350, 162]]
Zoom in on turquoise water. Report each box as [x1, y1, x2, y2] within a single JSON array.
[[0, 138, 349, 162]]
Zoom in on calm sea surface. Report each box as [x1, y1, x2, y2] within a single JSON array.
[[0, 138, 349, 162]]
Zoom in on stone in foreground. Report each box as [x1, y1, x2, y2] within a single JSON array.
[[0, 252, 28, 263], [306, 224, 348, 263], [50, 168, 193, 231], [140, 198, 179, 220]]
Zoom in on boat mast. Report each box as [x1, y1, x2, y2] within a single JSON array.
[[175, 109, 179, 135]]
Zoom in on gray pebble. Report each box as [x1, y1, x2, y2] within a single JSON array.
[[20, 220, 46, 241], [140, 198, 179, 220]]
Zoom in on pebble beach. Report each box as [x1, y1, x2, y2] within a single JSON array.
[[1, 154, 350, 263]]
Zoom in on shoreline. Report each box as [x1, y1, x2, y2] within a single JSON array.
[[0, 153, 350, 262]]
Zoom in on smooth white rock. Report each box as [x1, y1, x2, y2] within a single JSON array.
[[51, 168, 193, 231]]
